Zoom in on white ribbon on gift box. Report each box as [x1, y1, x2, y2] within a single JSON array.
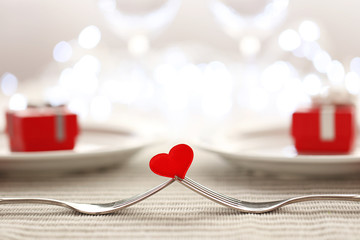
[[320, 105, 335, 141], [313, 87, 355, 142], [32, 105, 66, 142], [55, 108, 66, 142]]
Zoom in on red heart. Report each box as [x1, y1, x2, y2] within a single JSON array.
[[149, 144, 193, 179]]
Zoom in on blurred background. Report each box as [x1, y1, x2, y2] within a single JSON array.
[[1, 0, 360, 138]]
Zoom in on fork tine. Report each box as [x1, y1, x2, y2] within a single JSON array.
[[178, 177, 283, 213], [110, 178, 175, 208], [177, 177, 240, 207], [185, 177, 246, 204], [178, 178, 234, 207], [182, 177, 241, 205]]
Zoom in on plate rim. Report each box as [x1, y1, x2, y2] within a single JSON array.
[[0, 125, 154, 162], [194, 127, 360, 164]]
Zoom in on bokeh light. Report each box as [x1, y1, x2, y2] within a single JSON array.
[[327, 60, 345, 84], [278, 29, 301, 51], [350, 57, 360, 76], [345, 72, 360, 94], [210, 0, 289, 39], [78, 25, 101, 49], [74, 55, 101, 75], [261, 61, 295, 92], [68, 98, 89, 120], [302, 41, 321, 60], [1, 72, 18, 96], [298, 20, 320, 42], [45, 86, 69, 106], [277, 78, 309, 115], [303, 74, 322, 95], [154, 64, 177, 84], [239, 35, 261, 57], [90, 96, 112, 122], [53, 41, 73, 62], [58, 61, 99, 96], [248, 88, 269, 111], [9, 93, 27, 111], [313, 50, 332, 73], [128, 34, 150, 56], [201, 61, 233, 118]]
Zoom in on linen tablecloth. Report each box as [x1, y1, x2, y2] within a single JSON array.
[[1, 144, 360, 239]]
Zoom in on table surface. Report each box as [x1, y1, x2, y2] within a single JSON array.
[[1, 144, 360, 240]]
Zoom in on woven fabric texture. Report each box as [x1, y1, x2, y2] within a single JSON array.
[[1, 144, 360, 240]]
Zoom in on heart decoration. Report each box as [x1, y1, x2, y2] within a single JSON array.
[[149, 144, 193, 179]]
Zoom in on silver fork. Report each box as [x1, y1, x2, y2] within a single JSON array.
[[0, 179, 174, 215], [176, 176, 360, 213]]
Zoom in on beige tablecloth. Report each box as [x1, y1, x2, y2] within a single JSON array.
[[1, 144, 360, 240]]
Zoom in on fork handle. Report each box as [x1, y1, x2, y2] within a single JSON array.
[[176, 176, 360, 213], [0, 198, 75, 210], [281, 194, 360, 206]]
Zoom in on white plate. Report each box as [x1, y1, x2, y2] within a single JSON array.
[[0, 126, 153, 174], [196, 127, 360, 176]]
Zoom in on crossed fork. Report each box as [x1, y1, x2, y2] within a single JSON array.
[[1, 144, 360, 214]]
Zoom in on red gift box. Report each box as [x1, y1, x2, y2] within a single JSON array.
[[291, 105, 356, 153], [5, 106, 79, 152]]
